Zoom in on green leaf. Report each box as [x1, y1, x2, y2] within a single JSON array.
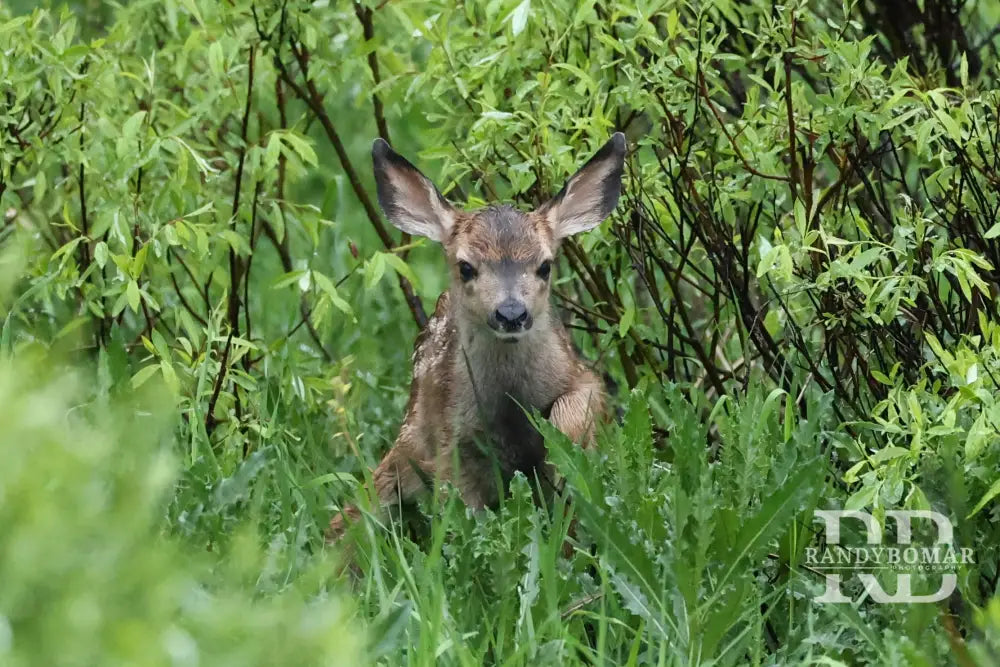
[[93, 242, 109, 269], [870, 370, 892, 385], [126, 280, 141, 313], [508, 0, 531, 36], [881, 107, 921, 131], [609, 573, 673, 642], [132, 244, 149, 278], [283, 131, 318, 167], [159, 360, 179, 394], [130, 364, 160, 389], [845, 483, 878, 511], [55, 316, 90, 341], [208, 41, 224, 77], [313, 271, 353, 315], [122, 110, 146, 141], [871, 446, 909, 464], [618, 303, 635, 338], [704, 461, 820, 611], [968, 477, 1000, 518], [212, 449, 272, 509], [269, 201, 285, 243], [177, 0, 205, 26], [931, 108, 962, 142], [265, 133, 283, 172], [843, 460, 868, 484], [793, 198, 806, 236], [380, 252, 419, 288], [364, 253, 386, 289], [369, 601, 413, 659], [666, 9, 679, 37], [271, 270, 307, 290]]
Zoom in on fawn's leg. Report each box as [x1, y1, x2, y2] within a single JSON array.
[[550, 375, 606, 447], [328, 444, 431, 541], [534, 373, 606, 485], [538, 377, 605, 496], [544, 376, 606, 557]]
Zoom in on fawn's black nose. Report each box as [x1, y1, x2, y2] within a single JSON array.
[[491, 298, 531, 333]]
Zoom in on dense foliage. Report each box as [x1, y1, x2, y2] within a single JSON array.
[[1, 0, 999, 663]]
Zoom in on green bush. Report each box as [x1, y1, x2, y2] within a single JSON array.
[[2, 0, 999, 664], [0, 352, 361, 666]]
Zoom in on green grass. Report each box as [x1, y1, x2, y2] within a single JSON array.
[[3, 337, 989, 664]]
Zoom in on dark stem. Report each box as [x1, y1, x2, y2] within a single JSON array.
[[276, 39, 428, 328]]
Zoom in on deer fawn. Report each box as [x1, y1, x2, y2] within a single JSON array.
[[328, 133, 626, 540]]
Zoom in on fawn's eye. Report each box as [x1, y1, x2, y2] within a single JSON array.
[[458, 261, 477, 282], [536, 260, 551, 280]]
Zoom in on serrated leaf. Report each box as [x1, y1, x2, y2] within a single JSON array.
[[212, 449, 272, 509], [265, 133, 283, 172], [369, 601, 413, 659], [610, 573, 671, 641], [704, 462, 819, 611]]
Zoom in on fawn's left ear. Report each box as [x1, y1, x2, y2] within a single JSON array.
[[538, 133, 626, 240]]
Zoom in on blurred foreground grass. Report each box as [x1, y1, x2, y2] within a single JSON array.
[[0, 350, 361, 666]]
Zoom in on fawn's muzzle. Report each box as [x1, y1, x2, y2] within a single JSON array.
[[490, 298, 532, 334]]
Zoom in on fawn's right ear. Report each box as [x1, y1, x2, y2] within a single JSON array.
[[372, 138, 456, 242]]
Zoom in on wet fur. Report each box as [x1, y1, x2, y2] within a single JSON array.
[[329, 136, 623, 539]]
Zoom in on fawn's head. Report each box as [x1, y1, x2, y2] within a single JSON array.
[[372, 134, 625, 342]]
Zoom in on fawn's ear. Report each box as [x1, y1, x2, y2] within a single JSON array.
[[538, 133, 626, 240], [372, 138, 456, 242]]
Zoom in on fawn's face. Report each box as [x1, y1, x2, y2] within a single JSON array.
[[372, 134, 625, 342], [446, 206, 553, 341]]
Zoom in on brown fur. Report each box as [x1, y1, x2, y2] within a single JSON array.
[[329, 135, 625, 540]]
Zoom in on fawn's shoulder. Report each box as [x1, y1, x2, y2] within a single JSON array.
[[411, 290, 456, 385]]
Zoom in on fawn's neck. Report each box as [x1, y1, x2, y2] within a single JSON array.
[[455, 309, 560, 396]]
